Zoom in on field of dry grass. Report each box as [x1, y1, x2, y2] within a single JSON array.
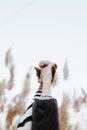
[[0, 49, 87, 130]]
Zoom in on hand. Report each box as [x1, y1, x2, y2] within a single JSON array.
[[34, 60, 57, 83]]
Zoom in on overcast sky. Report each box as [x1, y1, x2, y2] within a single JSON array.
[[0, 0, 87, 91]]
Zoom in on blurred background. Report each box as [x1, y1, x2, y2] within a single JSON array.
[[0, 0, 87, 130]]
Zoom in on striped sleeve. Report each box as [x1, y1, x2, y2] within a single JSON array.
[[16, 90, 42, 130]]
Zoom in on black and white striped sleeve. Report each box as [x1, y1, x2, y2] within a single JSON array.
[[16, 90, 42, 130]]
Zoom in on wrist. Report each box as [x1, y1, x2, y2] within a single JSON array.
[[38, 85, 43, 91]]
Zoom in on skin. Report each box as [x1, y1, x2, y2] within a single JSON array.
[[34, 60, 57, 97]]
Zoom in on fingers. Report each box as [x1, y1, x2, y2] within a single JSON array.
[[51, 64, 57, 83], [51, 64, 57, 70], [34, 67, 41, 79], [39, 60, 51, 68]]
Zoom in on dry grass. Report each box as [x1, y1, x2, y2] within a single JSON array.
[[59, 89, 87, 130], [0, 80, 6, 96], [6, 107, 18, 130], [73, 88, 87, 112], [59, 94, 70, 130], [63, 60, 69, 80], [0, 49, 87, 130], [20, 72, 31, 98], [0, 49, 31, 130]]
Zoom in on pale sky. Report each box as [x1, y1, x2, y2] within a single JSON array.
[[0, 0, 87, 92]]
